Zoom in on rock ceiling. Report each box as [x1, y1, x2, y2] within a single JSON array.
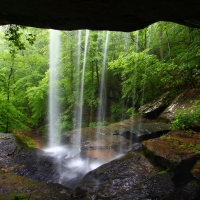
[[1, 0, 200, 31]]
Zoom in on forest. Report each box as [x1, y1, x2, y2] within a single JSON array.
[[0, 21, 200, 136]]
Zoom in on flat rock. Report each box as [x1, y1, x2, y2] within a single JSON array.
[[62, 116, 170, 150], [142, 131, 200, 183], [142, 131, 200, 168]]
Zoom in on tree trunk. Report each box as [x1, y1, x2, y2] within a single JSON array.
[[159, 25, 164, 60], [95, 59, 100, 87], [166, 31, 172, 60]]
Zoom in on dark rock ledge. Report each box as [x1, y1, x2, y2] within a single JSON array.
[[0, 133, 73, 199], [142, 130, 200, 199]]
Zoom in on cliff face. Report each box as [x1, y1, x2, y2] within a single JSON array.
[[1, 0, 200, 31]]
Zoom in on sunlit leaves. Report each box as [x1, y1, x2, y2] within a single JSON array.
[[4, 25, 36, 57]]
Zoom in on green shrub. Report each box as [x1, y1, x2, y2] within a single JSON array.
[[171, 106, 200, 130]]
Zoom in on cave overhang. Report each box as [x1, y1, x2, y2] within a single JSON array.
[[1, 1, 200, 31]]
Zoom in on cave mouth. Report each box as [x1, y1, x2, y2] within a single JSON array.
[[1, 1, 200, 31]]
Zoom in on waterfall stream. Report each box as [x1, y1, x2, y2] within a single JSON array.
[[48, 29, 61, 147], [97, 31, 110, 124], [44, 30, 123, 189]]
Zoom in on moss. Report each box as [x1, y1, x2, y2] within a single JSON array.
[[0, 136, 10, 140], [157, 168, 170, 175], [196, 145, 200, 154], [11, 194, 28, 200], [15, 134, 35, 148]]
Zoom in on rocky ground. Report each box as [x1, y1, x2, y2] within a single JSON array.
[[1, 89, 200, 199], [0, 170, 73, 200]]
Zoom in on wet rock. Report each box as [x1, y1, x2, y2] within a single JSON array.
[[191, 160, 200, 180], [121, 121, 170, 143], [163, 180, 200, 200], [0, 170, 73, 200], [62, 116, 170, 151], [142, 131, 200, 183], [145, 172, 175, 198], [75, 151, 175, 199], [0, 133, 64, 184], [132, 142, 142, 152], [139, 92, 172, 119], [0, 133, 27, 160], [158, 89, 200, 123], [142, 131, 200, 169]]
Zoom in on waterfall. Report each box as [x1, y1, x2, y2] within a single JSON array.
[[73, 30, 90, 146], [45, 30, 123, 190], [72, 30, 82, 145], [130, 30, 139, 126], [73, 30, 82, 130], [97, 31, 110, 124], [48, 29, 60, 147]]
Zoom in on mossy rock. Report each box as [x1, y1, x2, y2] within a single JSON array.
[[0, 171, 73, 200]]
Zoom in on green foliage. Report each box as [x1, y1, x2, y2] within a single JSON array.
[[171, 106, 200, 130], [27, 140, 35, 148], [11, 194, 28, 200], [89, 121, 109, 127], [0, 93, 29, 132], [157, 168, 170, 175], [110, 101, 128, 121], [4, 25, 36, 57], [1, 22, 200, 135], [196, 145, 200, 154], [57, 108, 73, 131], [26, 73, 48, 127], [179, 144, 188, 149], [109, 49, 163, 107], [14, 134, 35, 148], [160, 134, 172, 140]]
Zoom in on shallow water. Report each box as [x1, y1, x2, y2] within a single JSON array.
[[43, 145, 123, 189]]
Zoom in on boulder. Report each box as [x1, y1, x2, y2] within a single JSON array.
[[142, 131, 200, 183], [0, 170, 73, 200], [163, 180, 200, 200], [158, 89, 200, 122], [139, 91, 172, 119], [0, 133, 59, 183], [75, 151, 175, 199]]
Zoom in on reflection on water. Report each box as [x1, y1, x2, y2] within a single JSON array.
[[43, 145, 123, 189]]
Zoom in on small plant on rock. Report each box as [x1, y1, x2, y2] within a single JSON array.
[[171, 106, 200, 131], [11, 194, 28, 200]]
